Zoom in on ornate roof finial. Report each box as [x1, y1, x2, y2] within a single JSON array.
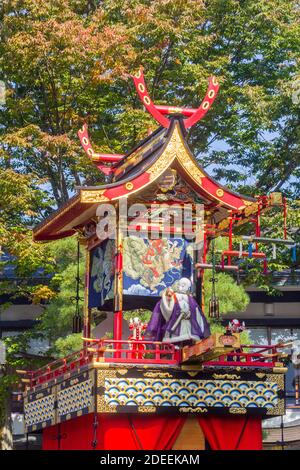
[[131, 67, 219, 129]]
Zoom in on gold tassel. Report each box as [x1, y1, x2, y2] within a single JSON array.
[[209, 297, 219, 319]]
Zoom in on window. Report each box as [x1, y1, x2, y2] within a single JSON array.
[[247, 327, 269, 345]]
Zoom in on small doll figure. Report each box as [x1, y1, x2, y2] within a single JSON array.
[[227, 319, 246, 334], [128, 317, 148, 359]]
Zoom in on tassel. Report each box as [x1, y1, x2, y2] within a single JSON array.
[[72, 315, 82, 333], [209, 297, 220, 319]]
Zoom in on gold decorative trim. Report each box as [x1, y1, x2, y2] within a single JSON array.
[[80, 190, 109, 203], [272, 367, 288, 374], [229, 408, 247, 414], [242, 199, 253, 206], [179, 407, 208, 413], [266, 374, 284, 391], [92, 362, 111, 369], [138, 406, 156, 413], [216, 189, 224, 197], [97, 368, 117, 385], [146, 126, 182, 181], [143, 372, 173, 379], [97, 369, 117, 413], [265, 373, 285, 416], [245, 203, 259, 217], [255, 373, 266, 379], [112, 124, 190, 202], [212, 374, 241, 380], [125, 182, 134, 190], [172, 128, 206, 185]]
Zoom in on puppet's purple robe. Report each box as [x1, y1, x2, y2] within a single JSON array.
[[145, 295, 210, 343]]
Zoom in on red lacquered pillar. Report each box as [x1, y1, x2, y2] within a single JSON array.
[[114, 205, 123, 357]]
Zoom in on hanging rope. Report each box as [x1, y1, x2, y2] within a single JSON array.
[[91, 412, 98, 449], [72, 240, 83, 333], [128, 416, 143, 450]]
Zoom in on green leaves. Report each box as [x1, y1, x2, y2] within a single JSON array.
[[204, 271, 250, 316], [0, 0, 299, 385], [1, 0, 299, 205]]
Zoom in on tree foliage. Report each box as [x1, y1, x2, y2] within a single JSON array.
[[0, 0, 299, 208], [36, 237, 84, 338], [0, 0, 299, 359], [0, 2, 299, 446]]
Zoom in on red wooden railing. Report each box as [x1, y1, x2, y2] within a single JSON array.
[[22, 348, 93, 389], [85, 338, 178, 364], [22, 339, 178, 389], [20, 341, 285, 390], [204, 344, 284, 368]]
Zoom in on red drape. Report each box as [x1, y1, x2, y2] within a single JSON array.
[[42, 414, 95, 450], [97, 414, 185, 450], [42, 425, 61, 450], [197, 415, 262, 450], [42, 414, 262, 450], [42, 414, 185, 450]]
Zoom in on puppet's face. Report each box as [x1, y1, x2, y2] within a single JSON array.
[[177, 277, 191, 294]]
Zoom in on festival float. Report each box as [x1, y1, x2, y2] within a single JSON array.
[[20, 68, 292, 450]]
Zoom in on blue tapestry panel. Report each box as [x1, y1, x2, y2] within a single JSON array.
[[122, 237, 192, 297], [89, 239, 115, 308]]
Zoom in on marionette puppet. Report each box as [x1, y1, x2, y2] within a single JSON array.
[[128, 317, 148, 359], [145, 277, 210, 346]]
